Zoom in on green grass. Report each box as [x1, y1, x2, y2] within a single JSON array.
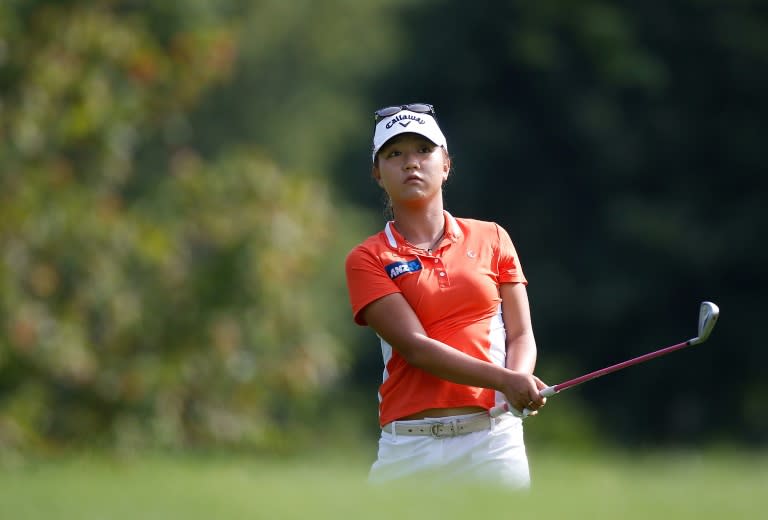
[[0, 449, 765, 519]]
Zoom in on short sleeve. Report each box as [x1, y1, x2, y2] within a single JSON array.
[[345, 246, 401, 325], [496, 224, 527, 285]]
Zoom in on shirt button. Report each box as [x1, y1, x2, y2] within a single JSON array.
[[439, 272, 446, 277], [434, 259, 439, 263]]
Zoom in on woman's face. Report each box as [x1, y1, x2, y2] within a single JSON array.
[[372, 133, 450, 207]]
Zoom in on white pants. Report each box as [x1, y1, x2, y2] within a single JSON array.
[[369, 412, 530, 489]]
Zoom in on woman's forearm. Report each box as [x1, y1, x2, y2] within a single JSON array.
[[399, 332, 509, 391], [506, 332, 537, 373]]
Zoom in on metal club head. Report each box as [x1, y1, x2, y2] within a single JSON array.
[[690, 301, 719, 345]]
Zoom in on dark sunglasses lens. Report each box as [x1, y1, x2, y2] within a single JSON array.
[[375, 106, 402, 118], [374, 104, 435, 121], [404, 103, 433, 114]]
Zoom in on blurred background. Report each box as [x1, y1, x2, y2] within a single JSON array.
[[1, 0, 766, 466]]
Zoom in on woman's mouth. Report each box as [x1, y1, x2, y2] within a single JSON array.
[[404, 174, 423, 183]]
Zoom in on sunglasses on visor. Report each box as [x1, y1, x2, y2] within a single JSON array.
[[374, 103, 436, 123]]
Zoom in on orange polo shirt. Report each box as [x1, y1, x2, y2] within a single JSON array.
[[344, 211, 527, 426]]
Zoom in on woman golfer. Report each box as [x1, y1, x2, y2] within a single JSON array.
[[345, 103, 547, 488]]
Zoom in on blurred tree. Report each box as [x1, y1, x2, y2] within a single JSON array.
[[332, 0, 768, 445], [0, 0, 373, 453]]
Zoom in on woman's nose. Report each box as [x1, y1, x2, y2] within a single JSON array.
[[403, 152, 419, 169]]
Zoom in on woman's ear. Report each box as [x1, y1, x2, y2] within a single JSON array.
[[372, 165, 383, 186]]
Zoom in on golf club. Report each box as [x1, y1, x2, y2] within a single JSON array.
[[490, 301, 720, 419]]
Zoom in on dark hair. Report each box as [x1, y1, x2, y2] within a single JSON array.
[[382, 192, 394, 220]]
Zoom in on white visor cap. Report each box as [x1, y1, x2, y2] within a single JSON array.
[[372, 110, 447, 162]]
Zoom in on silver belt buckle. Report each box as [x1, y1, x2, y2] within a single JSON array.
[[430, 422, 456, 438]]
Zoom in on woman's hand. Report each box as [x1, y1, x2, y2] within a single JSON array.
[[499, 371, 548, 415]]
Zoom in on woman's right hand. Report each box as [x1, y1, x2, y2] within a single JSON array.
[[499, 371, 548, 415]]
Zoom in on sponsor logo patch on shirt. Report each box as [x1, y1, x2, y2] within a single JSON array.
[[385, 259, 422, 280]]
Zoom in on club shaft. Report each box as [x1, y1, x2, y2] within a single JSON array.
[[553, 339, 692, 393]]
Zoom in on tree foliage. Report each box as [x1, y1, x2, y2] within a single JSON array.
[[336, 0, 768, 445], [0, 1, 366, 453]]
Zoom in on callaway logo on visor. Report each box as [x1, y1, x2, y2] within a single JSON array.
[[386, 114, 427, 129]]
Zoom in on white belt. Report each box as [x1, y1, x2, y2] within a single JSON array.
[[382, 413, 496, 438]]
